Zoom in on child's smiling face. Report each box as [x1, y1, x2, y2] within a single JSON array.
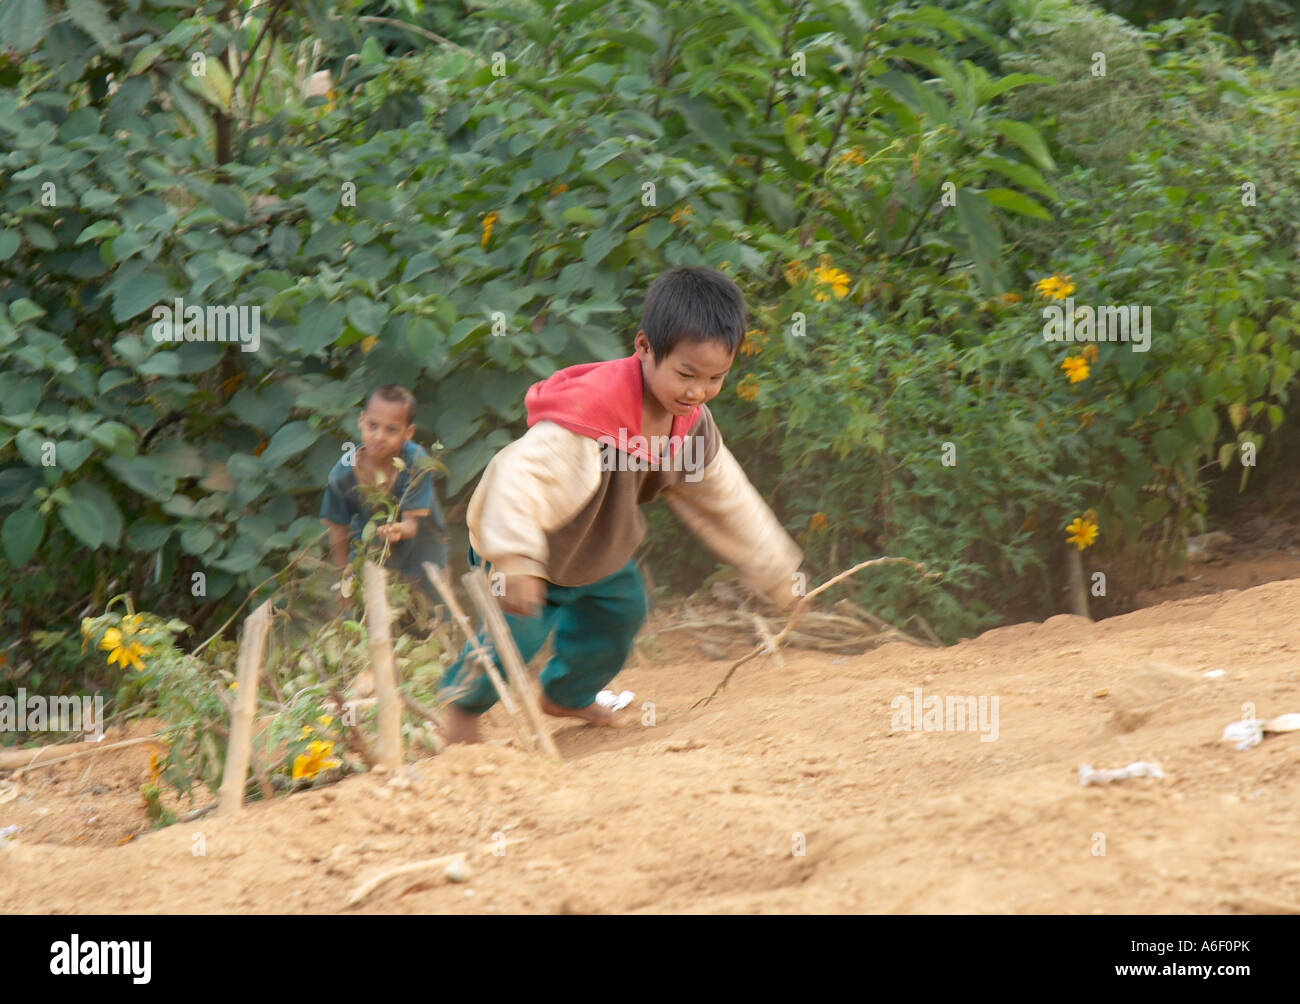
[[635, 331, 736, 420], [359, 397, 413, 463]]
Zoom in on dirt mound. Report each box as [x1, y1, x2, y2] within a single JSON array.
[[3, 577, 1299, 914]]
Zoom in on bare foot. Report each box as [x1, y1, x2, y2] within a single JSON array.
[[538, 694, 618, 727], [442, 704, 482, 744]]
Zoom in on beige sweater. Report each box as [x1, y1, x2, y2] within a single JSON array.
[[466, 405, 802, 607]]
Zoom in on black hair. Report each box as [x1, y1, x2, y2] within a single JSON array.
[[364, 384, 416, 426], [640, 266, 747, 362]]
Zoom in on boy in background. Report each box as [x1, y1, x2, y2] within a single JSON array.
[[440, 266, 801, 742], [320, 384, 448, 609]]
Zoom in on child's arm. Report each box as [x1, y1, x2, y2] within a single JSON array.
[[324, 520, 352, 569], [466, 421, 602, 579], [661, 442, 803, 610]]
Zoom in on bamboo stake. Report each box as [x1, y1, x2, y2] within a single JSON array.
[[463, 567, 560, 759], [423, 562, 531, 747], [218, 599, 272, 814], [363, 562, 403, 771]]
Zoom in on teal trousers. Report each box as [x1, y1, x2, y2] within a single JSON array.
[[439, 547, 647, 714]]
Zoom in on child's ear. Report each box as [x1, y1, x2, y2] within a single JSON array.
[[403, 423, 416, 440]]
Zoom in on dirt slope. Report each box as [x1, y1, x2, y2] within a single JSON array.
[[2, 577, 1298, 914]]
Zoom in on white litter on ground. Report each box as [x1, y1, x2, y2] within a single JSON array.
[[595, 689, 635, 712], [1078, 761, 1166, 786], [1222, 713, 1300, 751]]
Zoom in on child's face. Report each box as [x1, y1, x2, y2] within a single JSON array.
[[635, 331, 736, 419], [359, 398, 414, 462]]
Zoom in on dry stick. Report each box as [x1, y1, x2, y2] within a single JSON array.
[[330, 687, 377, 769], [363, 562, 403, 771], [910, 612, 944, 647], [423, 562, 532, 748], [751, 613, 785, 668], [463, 568, 561, 760], [0, 735, 165, 773], [344, 836, 529, 909], [217, 599, 272, 815], [695, 557, 942, 708], [834, 598, 936, 649]]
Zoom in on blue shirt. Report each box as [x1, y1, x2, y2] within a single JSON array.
[[320, 440, 448, 586]]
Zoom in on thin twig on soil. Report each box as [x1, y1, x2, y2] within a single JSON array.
[[694, 556, 941, 708]]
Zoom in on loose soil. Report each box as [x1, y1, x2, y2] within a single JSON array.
[[3, 558, 1299, 914]]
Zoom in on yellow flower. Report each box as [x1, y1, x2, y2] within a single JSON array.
[[1065, 514, 1099, 551], [548, 182, 568, 195], [101, 630, 151, 671], [1035, 274, 1076, 300], [739, 328, 768, 356], [122, 614, 143, 633], [838, 149, 867, 166], [1061, 356, 1090, 383], [784, 260, 808, 286], [292, 740, 341, 781], [809, 512, 829, 533], [149, 750, 163, 783], [229, 681, 238, 691], [999, 292, 1022, 305], [1081, 343, 1098, 363], [316, 715, 334, 729], [812, 263, 851, 302], [481, 211, 499, 247], [669, 204, 693, 225], [736, 374, 760, 401]]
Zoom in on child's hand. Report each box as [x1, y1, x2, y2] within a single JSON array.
[[501, 575, 546, 618], [376, 519, 413, 542]]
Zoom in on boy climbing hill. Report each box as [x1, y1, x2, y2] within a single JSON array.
[[440, 266, 802, 743]]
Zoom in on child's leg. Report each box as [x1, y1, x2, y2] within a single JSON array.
[[440, 604, 558, 713], [539, 558, 646, 715]]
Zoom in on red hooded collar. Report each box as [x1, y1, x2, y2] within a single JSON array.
[[524, 354, 699, 462]]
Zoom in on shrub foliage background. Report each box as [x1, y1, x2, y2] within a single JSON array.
[[2, 0, 1299, 700]]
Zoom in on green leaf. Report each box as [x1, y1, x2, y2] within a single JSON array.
[[980, 187, 1052, 221], [2, 507, 44, 565], [989, 119, 1056, 172], [975, 153, 1058, 201], [955, 188, 1002, 293], [583, 228, 621, 267], [73, 481, 123, 547], [66, 0, 122, 55], [0, 0, 47, 52], [88, 421, 138, 457], [345, 296, 383, 335], [126, 518, 172, 551], [0, 231, 19, 261], [260, 421, 318, 466], [54, 439, 94, 472], [9, 298, 46, 324], [112, 272, 177, 323], [58, 492, 104, 549]]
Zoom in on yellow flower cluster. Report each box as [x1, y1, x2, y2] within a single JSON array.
[[83, 613, 152, 671], [736, 374, 760, 401], [739, 327, 768, 356], [1065, 512, 1099, 551], [481, 211, 499, 247], [809, 512, 829, 533], [1035, 274, 1075, 300], [293, 716, 339, 781], [812, 263, 851, 302], [1061, 356, 1090, 383], [669, 204, 693, 225]]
